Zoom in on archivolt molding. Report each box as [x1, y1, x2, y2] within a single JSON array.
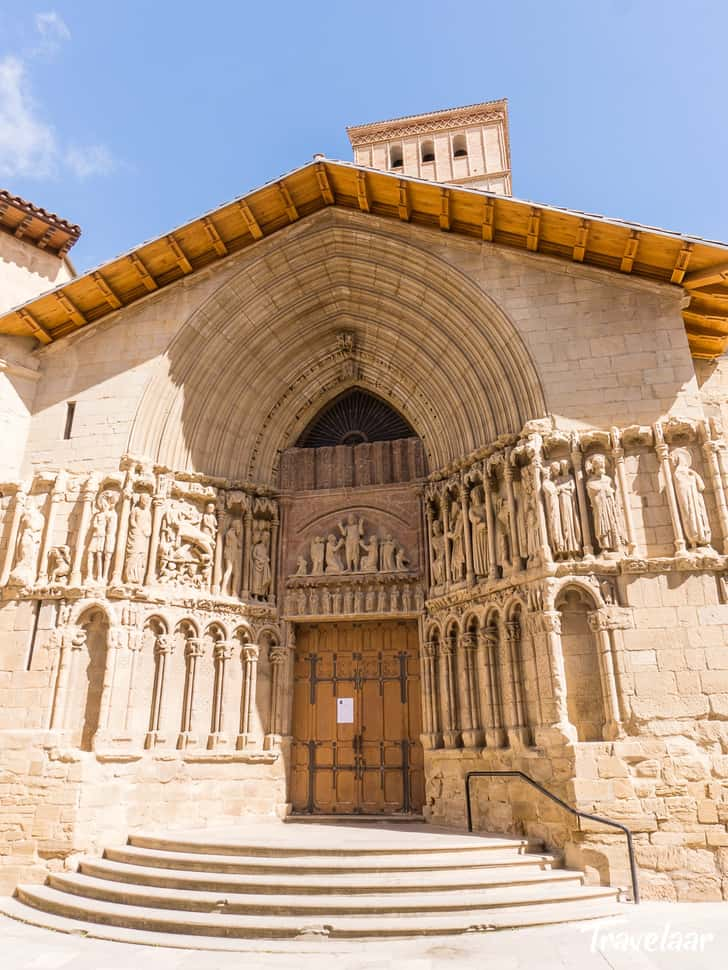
[[128, 210, 546, 486]]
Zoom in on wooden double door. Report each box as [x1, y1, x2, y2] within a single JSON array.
[[291, 621, 424, 815]]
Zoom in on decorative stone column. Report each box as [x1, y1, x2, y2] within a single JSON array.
[[505, 619, 530, 747], [503, 452, 520, 572], [458, 632, 483, 747], [144, 486, 168, 586], [269, 511, 280, 603], [241, 502, 253, 599], [482, 471, 498, 580], [570, 435, 594, 558], [420, 640, 441, 749], [69, 475, 98, 587], [94, 624, 126, 745], [610, 428, 638, 556], [0, 486, 26, 586], [438, 638, 460, 748], [37, 474, 65, 584], [265, 645, 287, 749], [653, 422, 686, 555], [479, 627, 505, 747], [49, 625, 86, 730], [123, 619, 143, 733], [110, 474, 134, 586], [211, 499, 226, 595], [178, 637, 204, 749], [460, 479, 475, 586], [208, 639, 234, 748], [587, 611, 624, 740], [237, 642, 259, 749], [146, 633, 175, 748], [701, 430, 728, 554], [531, 610, 577, 745], [441, 494, 452, 590]]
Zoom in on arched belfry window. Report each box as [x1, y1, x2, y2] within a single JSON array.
[[452, 133, 468, 158], [297, 389, 415, 448]]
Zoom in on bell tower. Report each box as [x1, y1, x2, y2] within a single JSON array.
[[346, 100, 511, 195]]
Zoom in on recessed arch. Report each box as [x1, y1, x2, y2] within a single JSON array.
[[128, 209, 546, 485]]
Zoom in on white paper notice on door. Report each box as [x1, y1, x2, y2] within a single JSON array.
[[336, 697, 354, 723]]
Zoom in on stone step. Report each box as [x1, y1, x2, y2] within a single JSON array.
[[104, 844, 541, 875], [80, 855, 561, 893], [15, 883, 622, 939], [127, 830, 534, 857], [47, 869, 591, 915]]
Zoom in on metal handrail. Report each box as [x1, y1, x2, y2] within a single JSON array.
[[465, 769, 640, 904]]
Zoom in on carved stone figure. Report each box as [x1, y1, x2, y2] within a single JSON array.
[[339, 513, 364, 571], [519, 465, 540, 565], [541, 462, 565, 558], [556, 460, 581, 557], [86, 490, 119, 583], [124, 492, 152, 584], [395, 546, 409, 571], [586, 454, 623, 554], [311, 536, 325, 575], [493, 494, 512, 572], [9, 499, 45, 587], [671, 448, 711, 549], [221, 518, 242, 596], [381, 534, 397, 572], [251, 528, 271, 598], [468, 485, 488, 576], [324, 534, 345, 574], [430, 519, 446, 585], [447, 503, 465, 582], [295, 556, 308, 576], [48, 545, 71, 584], [201, 502, 218, 545], [360, 535, 379, 572], [158, 501, 215, 587]]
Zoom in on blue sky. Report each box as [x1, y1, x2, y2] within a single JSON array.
[[0, 1, 725, 272]]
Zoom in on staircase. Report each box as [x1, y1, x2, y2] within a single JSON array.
[[6, 822, 623, 943]]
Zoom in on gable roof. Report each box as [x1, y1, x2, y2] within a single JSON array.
[[0, 158, 726, 358], [0, 189, 80, 256]]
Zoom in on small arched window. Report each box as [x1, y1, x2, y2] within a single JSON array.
[[452, 134, 468, 158], [421, 139, 435, 164], [389, 143, 403, 169]]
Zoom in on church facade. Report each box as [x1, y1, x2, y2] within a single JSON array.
[[2, 101, 728, 902]]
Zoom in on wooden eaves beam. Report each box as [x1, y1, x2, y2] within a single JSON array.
[[277, 181, 299, 223], [398, 181, 410, 222], [482, 198, 495, 242], [17, 308, 52, 344], [439, 190, 450, 231], [55, 292, 86, 329], [91, 271, 122, 309], [683, 261, 728, 290], [202, 217, 228, 256], [670, 243, 693, 284], [356, 172, 370, 213], [573, 219, 589, 262], [315, 163, 335, 205], [238, 201, 263, 240], [620, 231, 640, 273], [526, 207, 540, 252], [166, 234, 193, 274]]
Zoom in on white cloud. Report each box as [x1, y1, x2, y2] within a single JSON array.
[[0, 55, 57, 178], [65, 143, 116, 178], [0, 14, 118, 181], [34, 11, 71, 53]]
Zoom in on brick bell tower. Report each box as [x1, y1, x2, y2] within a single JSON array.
[[346, 100, 511, 195]]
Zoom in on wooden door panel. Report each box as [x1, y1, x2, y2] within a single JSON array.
[[291, 621, 423, 815]]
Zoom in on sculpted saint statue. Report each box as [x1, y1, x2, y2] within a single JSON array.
[[124, 492, 152, 584], [360, 534, 379, 572], [395, 546, 409, 570], [311, 535, 325, 575], [251, 528, 272, 598], [556, 460, 581, 557], [10, 498, 45, 586], [324, 533, 345, 573], [221, 517, 242, 596], [294, 555, 308, 576], [338, 513, 364, 571], [381, 534, 397, 572], [519, 466, 541, 565], [493, 494, 512, 572], [468, 485, 488, 577], [541, 462, 565, 558], [430, 519, 446, 585], [87, 490, 119, 583], [448, 503, 466, 582], [586, 454, 623, 553], [671, 448, 711, 548]]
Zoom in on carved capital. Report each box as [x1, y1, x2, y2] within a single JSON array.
[[422, 640, 438, 658], [540, 610, 562, 635], [459, 633, 478, 651], [243, 643, 260, 662], [214, 640, 235, 662], [185, 637, 204, 659], [154, 633, 174, 656], [478, 628, 498, 649], [587, 610, 610, 634], [269, 646, 287, 665]]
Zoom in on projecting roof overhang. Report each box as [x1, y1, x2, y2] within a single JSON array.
[[1, 159, 726, 358]]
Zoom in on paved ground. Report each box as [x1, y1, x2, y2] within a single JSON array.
[[1, 902, 725, 970]]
